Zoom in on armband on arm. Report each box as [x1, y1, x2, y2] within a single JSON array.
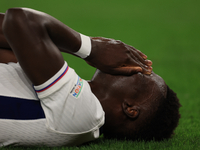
[[74, 34, 91, 58]]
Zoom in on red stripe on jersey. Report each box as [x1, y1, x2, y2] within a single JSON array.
[[35, 66, 69, 93]]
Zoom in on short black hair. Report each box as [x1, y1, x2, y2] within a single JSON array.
[[103, 86, 181, 141]]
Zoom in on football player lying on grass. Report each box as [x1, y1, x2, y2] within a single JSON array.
[[0, 8, 181, 147]]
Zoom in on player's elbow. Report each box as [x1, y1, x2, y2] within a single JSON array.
[[3, 8, 28, 36]]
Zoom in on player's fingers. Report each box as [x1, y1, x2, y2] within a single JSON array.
[[110, 66, 143, 76], [135, 59, 153, 74], [141, 65, 152, 75], [135, 49, 148, 60], [129, 49, 152, 67], [127, 45, 153, 67], [127, 51, 151, 70], [127, 45, 148, 60], [142, 59, 153, 67], [126, 57, 153, 75]]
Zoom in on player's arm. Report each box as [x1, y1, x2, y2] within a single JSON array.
[[3, 8, 152, 86], [3, 8, 97, 85], [45, 14, 153, 75]]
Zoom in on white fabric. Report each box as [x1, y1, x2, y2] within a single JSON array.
[[0, 62, 37, 99], [74, 34, 91, 58], [0, 62, 105, 147]]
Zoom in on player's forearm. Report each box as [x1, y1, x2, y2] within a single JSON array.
[[28, 9, 82, 55], [3, 8, 84, 57], [46, 20, 81, 54]]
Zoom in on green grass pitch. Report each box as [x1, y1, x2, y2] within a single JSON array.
[[0, 0, 200, 149]]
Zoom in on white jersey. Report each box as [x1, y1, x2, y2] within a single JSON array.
[[0, 62, 105, 147]]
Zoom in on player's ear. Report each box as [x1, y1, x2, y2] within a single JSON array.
[[122, 102, 140, 119]]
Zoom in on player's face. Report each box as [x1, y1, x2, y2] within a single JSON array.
[[90, 70, 167, 131]]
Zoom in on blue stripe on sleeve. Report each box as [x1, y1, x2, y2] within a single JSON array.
[[0, 96, 45, 120]]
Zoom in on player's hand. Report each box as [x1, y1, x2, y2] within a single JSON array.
[[85, 37, 152, 75]]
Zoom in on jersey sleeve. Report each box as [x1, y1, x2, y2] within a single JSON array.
[[34, 61, 104, 139]]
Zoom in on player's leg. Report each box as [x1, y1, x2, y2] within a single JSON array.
[[2, 8, 81, 85]]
